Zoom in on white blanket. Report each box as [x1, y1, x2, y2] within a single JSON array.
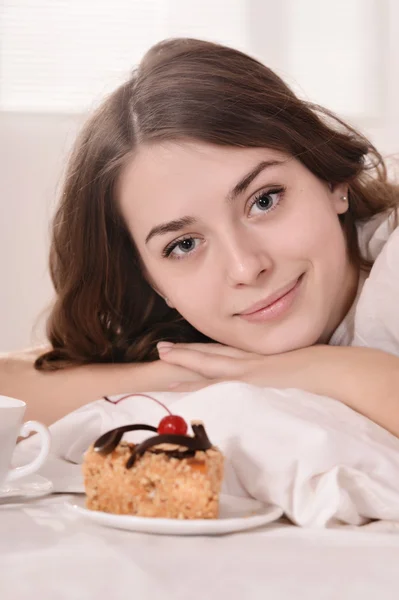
[[353, 214, 399, 353], [18, 382, 399, 528]]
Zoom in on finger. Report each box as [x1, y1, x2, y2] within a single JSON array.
[[158, 347, 243, 379], [158, 342, 252, 359]]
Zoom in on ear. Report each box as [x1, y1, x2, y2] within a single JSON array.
[[155, 290, 174, 308], [151, 285, 175, 309], [329, 183, 349, 215], [164, 297, 175, 308], [142, 265, 175, 309], [149, 281, 175, 309]]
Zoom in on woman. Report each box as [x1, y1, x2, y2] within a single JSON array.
[[1, 38, 399, 429]]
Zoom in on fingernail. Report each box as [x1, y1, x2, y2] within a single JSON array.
[[157, 342, 174, 354]]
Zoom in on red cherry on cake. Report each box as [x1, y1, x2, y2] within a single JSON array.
[[157, 415, 188, 435], [103, 392, 189, 436]]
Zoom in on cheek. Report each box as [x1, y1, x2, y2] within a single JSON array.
[[277, 200, 345, 261], [148, 263, 220, 316]]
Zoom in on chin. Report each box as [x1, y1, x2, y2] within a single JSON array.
[[246, 327, 322, 356]]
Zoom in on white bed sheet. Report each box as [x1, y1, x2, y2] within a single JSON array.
[[1, 491, 399, 600]]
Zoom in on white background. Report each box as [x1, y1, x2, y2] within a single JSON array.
[[1, 0, 398, 351]]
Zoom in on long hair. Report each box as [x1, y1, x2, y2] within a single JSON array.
[[36, 38, 399, 370]]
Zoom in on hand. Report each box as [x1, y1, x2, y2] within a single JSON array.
[[151, 358, 209, 387], [157, 341, 321, 393], [157, 342, 266, 392]]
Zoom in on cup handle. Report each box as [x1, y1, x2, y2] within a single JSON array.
[[6, 421, 51, 482]]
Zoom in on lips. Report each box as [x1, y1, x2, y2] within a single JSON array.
[[237, 276, 302, 316]]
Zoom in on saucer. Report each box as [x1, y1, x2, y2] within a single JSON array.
[[66, 494, 283, 536], [0, 474, 53, 499]]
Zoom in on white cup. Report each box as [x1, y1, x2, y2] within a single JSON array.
[[0, 395, 51, 489]]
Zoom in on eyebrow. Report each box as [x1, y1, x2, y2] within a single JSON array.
[[145, 216, 196, 244], [227, 159, 284, 202], [145, 159, 283, 244]]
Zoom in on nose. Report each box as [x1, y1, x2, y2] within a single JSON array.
[[220, 228, 272, 287]]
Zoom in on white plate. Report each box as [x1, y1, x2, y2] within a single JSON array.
[[0, 474, 53, 499], [65, 494, 283, 536]]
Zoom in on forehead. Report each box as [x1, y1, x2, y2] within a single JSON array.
[[120, 141, 290, 194]]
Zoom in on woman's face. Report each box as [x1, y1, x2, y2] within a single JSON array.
[[119, 141, 358, 354]]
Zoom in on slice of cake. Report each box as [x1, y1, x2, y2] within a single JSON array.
[[83, 420, 224, 519]]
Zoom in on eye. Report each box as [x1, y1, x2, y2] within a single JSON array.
[[163, 236, 201, 259], [248, 187, 285, 217]]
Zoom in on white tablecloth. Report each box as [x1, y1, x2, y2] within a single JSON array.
[[2, 489, 399, 600]]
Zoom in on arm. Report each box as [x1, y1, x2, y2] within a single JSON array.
[[0, 347, 204, 425], [157, 343, 399, 438], [265, 345, 399, 437]]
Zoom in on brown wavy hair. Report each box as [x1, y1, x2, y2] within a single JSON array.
[[36, 37, 399, 371]]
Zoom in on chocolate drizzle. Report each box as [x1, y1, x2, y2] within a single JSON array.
[[93, 422, 213, 469], [94, 424, 157, 455]]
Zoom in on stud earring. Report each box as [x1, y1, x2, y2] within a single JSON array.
[[340, 195, 348, 202]]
